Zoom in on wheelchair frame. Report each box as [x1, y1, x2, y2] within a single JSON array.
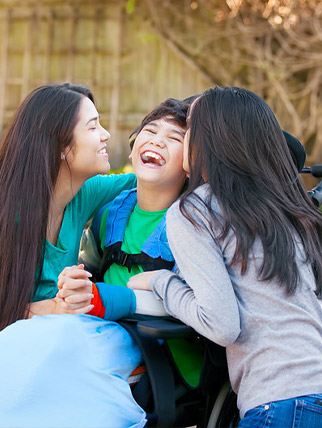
[[121, 317, 239, 428]]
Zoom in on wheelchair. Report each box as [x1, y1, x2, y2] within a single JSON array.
[[120, 316, 239, 428], [120, 164, 322, 428]]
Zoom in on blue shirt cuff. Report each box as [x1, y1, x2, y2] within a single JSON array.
[[95, 282, 136, 320]]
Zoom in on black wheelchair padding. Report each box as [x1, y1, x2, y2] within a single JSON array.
[[136, 318, 196, 339]]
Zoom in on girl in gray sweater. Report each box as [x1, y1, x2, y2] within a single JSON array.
[[128, 86, 322, 427]]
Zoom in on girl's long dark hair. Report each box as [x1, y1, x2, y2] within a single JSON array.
[[181, 86, 322, 297], [0, 83, 94, 330]]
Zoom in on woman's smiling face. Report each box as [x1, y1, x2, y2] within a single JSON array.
[[63, 96, 111, 181]]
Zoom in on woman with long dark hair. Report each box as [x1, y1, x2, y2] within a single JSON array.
[[0, 83, 146, 427], [130, 86, 322, 427], [0, 82, 136, 331]]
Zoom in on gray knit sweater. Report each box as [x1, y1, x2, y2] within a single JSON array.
[[150, 184, 322, 418]]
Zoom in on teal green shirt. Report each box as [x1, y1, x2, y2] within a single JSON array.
[[33, 173, 136, 302]]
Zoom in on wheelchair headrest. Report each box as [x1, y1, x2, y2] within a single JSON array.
[[282, 130, 306, 172]]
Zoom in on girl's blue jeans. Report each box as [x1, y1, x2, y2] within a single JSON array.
[[238, 394, 322, 428]]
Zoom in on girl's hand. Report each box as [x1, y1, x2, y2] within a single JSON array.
[[56, 264, 94, 313], [127, 270, 159, 291]]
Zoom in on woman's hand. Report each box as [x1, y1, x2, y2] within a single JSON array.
[[56, 264, 94, 314], [127, 270, 159, 291]]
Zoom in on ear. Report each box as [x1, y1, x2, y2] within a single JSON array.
[[61, 145, 72, 161], [129, 153, 132, 160]]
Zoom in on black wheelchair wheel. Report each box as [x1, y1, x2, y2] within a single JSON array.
[[206, 381, 240, 428]]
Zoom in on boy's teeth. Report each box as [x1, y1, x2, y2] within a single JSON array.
[[143, 151, 160, 160], [141, 151, 165, 165]]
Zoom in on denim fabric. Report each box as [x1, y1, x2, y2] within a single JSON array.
[[104, 189, 137, 247], [238, 394, 322, 428], [103, 188, 173, 261]]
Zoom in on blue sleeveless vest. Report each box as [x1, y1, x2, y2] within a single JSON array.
[[91, 189, 175, 280]]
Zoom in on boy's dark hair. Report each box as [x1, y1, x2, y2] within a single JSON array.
[[129, 98, 189, 149]]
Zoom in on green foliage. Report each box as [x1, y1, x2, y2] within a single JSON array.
[[126, 0, 136, 14], [138, 33, 158, 43]]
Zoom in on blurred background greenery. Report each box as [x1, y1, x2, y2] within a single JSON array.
[[0, 0, 321, 187]]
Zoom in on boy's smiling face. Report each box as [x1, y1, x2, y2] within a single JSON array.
[[130, 116, 186, 191]]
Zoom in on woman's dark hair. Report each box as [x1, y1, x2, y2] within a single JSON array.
[[129, 97, 189, 149], [0, 83, 94, 330], [181, 86, 322, 297]]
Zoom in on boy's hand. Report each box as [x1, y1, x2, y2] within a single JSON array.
[[56, 264, 94, 313], [127, 271, 159, 291]]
